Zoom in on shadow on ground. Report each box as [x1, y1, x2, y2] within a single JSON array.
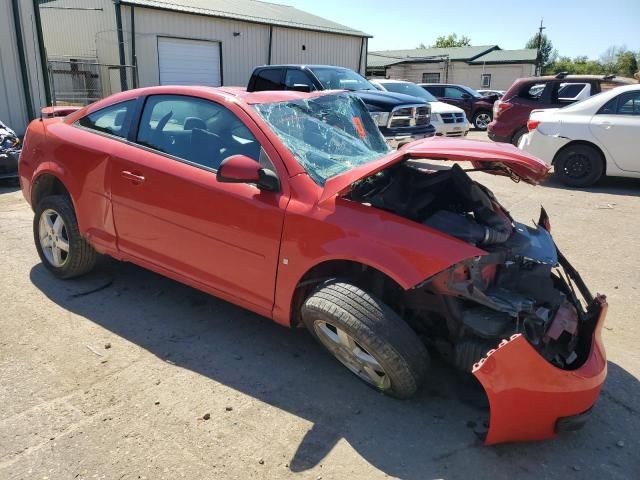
[[542, 175, 640, 198], [30, 259, 640, 479]]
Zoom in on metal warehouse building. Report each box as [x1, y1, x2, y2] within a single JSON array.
[[38, 0, 370, 103]]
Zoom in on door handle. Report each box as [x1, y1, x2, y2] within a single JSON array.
[[121, 170, 145, 183], [597, 121, 612, 130]]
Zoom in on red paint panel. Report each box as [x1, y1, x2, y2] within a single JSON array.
[[473, 296, 607, 445]]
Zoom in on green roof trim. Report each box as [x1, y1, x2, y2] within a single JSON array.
[[471, 49, 537, 64], [120, 0, 370, 37], [367, 46, 538, 68]]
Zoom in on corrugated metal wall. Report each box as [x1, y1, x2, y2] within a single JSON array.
[[0, 1, 48, 135], [270, 27, 363, 73]]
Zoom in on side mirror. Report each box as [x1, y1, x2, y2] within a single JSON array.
[[290, 83, 312, 93], [216, 155, 280, 192]]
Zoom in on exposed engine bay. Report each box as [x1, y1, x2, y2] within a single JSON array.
[[349, 160, 600, 372]]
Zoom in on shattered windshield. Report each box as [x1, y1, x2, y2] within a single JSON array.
[[254, 94, 390, 185]]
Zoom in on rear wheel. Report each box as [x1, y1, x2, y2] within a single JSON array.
[[301, 280, 429, 398], [472, 111, 492, 130], [34, 195, 97, 278], [554, 144, 603, 187], [511, 127, 528, 147]]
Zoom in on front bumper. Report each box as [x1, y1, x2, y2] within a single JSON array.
[[381, 124, 436, 149], [432, 118, 470, 137], [473, 295, 607, 444]]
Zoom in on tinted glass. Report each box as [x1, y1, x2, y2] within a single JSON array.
[[253, 69, 283, 90], [558, 84, 585, 99], [444, 87, 465, 99], [136, 95, 261, 170], [309, 67, 375, 91], [77, 100, 134, 138], [617, 92, 640, 115], [380, 82, 438, 102], [284, 69, 314, 90], [423, 85, 443, 96]]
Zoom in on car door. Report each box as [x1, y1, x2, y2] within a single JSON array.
[[443, 86, 471, 117], [109, 94, 289, 314], [590, 90, 640, 172]]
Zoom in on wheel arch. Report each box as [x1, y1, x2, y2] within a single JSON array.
[[289, 259, 405, 328], [552, 140, 607, 175], [31, 171, 73, 210]]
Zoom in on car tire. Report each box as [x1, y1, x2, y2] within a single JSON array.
[[33, 195, 97, 279], [472, 111, 492, 131], [554, 144, 604, 187], [301, 280, 429, 399], [511, 127, 528, 147]]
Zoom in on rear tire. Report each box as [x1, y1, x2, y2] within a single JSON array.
[[33, 195, 97, 279], [554, 144, 603, 187], [301, 280, 429, 399], [511, 127, 528, 147], [472, 111, 492, 131]]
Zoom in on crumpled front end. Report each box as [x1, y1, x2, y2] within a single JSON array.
[[474, 295, 607, 444]]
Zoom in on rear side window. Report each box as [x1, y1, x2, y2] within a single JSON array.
[[520, 83, 545, 100], [253, 69, 284, 90], [423, 85, 443, 96], [616, 92, 640, 115], [443, 87, 465, 99], [77, 100, 134, 138]]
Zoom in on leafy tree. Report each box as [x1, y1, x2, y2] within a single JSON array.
[[526, 33, 556, 72], [615, 51, 638, 77], [432, 34, 471, 48]]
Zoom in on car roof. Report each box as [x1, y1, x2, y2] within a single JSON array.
[[371, 79, 412, 84], [515, 75, 637, 85], [254, 64, 352, 70]]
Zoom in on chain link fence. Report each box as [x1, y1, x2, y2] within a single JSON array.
[[47, 60, 137, 106]]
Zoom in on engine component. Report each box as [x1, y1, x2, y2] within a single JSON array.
[[461, 307, 513, 338]]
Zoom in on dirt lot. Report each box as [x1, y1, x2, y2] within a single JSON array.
[[1, 139, 639, 479]]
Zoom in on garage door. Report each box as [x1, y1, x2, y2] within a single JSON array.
[[158, 37, 221, 87]]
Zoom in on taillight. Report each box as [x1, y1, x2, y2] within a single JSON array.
[[493, 100, 513, 119], [527, 119, 540, 131]]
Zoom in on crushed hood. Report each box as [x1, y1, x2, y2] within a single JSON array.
[[319, 138, 550, 204]]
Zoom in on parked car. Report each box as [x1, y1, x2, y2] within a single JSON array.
[[520, 84, 640, 186], [477, 89, 505, 98], [20, 86, 607, 445], [488, 74, 636, 146], [371, 79, 469, 137], [247, 65, 436, 148], [0, 120, 21, 184], [419, 83, 496, 130]]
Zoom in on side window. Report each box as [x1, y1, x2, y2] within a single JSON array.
[[253, 69, 284, 90], [444, 87, 465, 99], [424, 85, 442, 96], [598, 97, 618, 115], [284, 69, 314, 90], [135, 95, 262, 170], [77, 100, 134, 138], [616, 92, 640, 115]]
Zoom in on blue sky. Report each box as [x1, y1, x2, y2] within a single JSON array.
[[282, 0, 640, 59]]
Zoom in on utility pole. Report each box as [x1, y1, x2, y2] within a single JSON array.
[[535, 18, 546, 76]]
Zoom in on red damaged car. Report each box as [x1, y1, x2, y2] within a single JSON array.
[[19, 86, 607, 445]]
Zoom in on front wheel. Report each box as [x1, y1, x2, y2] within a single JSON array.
[[554, 144, 604, 187], [301, 281, 429, 398], [472, 111, 492, 131], [34, 195, 97, 279]]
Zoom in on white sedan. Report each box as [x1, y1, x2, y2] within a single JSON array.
[[370, 79, 470, 137], [520, 84, 640, 187]]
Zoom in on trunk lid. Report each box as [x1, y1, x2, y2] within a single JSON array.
[[319, 138, 550, 204]]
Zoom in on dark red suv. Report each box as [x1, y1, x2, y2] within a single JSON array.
[[488, 74, 635, 145], [419, 84, 497, 131]]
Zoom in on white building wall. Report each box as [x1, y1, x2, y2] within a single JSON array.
[[0, 0, 48, 135], [387, 61, 536, 90], [270, 27, 364, 73]]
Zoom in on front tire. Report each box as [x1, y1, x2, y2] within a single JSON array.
[[34, 195, 97, 279], [554, 144, 604, 187], [472, 111, 492, 131], [301, 281, 429, 399]]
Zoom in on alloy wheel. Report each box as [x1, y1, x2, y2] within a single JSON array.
[[38, 208, 70, 267], [313, 319, 391, 390], [475, 113, 491, 130]]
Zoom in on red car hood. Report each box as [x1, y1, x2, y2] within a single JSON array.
[[319, 138, 549, 204]]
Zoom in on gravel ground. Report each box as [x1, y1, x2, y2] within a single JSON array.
[[1, 140, 639, 479]]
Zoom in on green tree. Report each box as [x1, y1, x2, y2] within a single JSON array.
[[526, 33, 556, 72], [432, 34, 471, 48], [615, 51, 638, 77]]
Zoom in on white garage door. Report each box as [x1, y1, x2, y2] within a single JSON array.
[[158, 37, 221, 87]]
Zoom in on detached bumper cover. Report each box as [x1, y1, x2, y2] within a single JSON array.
[[473, 295, 607, 445]]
